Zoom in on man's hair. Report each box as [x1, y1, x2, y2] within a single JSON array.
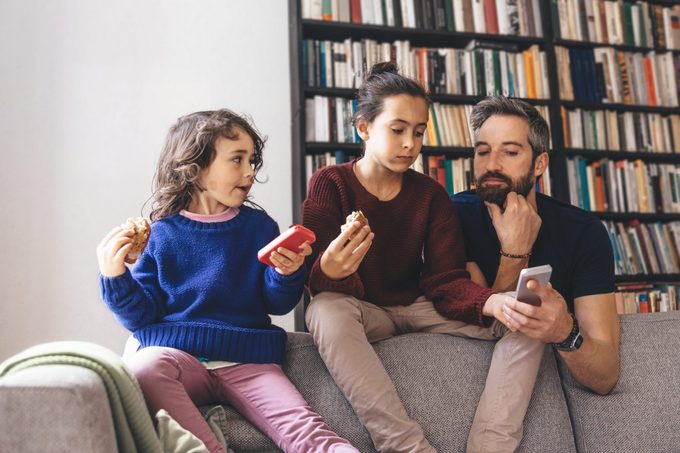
[[469, 96, 550, 160]]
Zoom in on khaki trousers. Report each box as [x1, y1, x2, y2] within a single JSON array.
[[305, 292, 545, 453]]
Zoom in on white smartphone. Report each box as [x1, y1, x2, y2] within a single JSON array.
[[514, 265, 553, 306]]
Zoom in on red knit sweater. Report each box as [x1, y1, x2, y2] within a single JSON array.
[[302, 161, 495, 326]]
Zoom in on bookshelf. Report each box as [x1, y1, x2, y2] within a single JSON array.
[[289, 0, 680, 316]]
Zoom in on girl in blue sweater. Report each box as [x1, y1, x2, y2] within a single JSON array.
[[96, 109, 357, 453]]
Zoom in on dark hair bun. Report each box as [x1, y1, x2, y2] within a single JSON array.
[[366, 61, 399, 80]]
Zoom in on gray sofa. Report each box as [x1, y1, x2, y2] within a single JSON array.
[[1, 311, 679, 452]]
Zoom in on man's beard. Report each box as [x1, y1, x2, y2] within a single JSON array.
[[475, 168, 535, 207]]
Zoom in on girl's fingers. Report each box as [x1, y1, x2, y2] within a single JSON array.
[[275, 247, 300, 262], [270, 251, 295, 269], [346, 224, 372, 245], [351, 232, 374, 255], [345, 233, 374, 268], [110, 235, 133, 254], [98, 226, 124, 249], [331, 224, 372, 261], [99, 227, 134, 251], [327, 225, 358, 252], [271, 250, 292, 264], [298, 242, 313, 256], [113, 242, 133, 263]]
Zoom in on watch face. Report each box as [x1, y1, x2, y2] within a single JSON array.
[[574, 334, 584, 350]]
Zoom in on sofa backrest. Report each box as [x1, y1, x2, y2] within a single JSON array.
[[219, 332, 576, 453], [558, 311, 680, 453]]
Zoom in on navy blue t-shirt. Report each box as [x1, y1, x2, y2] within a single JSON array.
[[453, 190, 615, 311]]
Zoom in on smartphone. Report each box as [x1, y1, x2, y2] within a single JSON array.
[[257, 225, 316, 267], [514, 264, 553, 306]]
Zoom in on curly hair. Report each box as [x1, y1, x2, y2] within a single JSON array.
[[149, 109, 266, 222]]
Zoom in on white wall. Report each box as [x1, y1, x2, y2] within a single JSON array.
[[0, 0, 295, 360]]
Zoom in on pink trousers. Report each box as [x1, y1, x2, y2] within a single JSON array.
[[124, 347, 358, 453]]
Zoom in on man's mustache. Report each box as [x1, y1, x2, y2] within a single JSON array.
[[477, 172, 513, 186]]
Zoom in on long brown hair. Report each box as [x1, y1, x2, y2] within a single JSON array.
[[149, 109, 266, 222]]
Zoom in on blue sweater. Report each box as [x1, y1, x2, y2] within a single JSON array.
[[98, 206, 306, 364]]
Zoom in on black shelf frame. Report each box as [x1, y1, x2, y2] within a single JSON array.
[[561, 100, 680, 114], [616, 274, 680, 284], [554, 38, 680, 55], [565, 149, 680, 163], [596, 212, 680, 222], [302, 19, 544, 49], [304, 86, 551, 106], [306, 142, 474, 158]]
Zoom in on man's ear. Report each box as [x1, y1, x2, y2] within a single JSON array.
[[355, 118, 369, 141], [534, 152, 549, 177]]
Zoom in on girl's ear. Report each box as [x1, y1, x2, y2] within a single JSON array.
[[355, 118, 370, 141]]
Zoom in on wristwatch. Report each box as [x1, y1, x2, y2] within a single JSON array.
[[551, 314, 584, 352]]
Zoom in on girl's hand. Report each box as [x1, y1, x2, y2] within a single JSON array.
[[271, 242, 313, 276], [320, 221, 374, 280], [97, 226, 133, 277], [483, 292, 519, 332]]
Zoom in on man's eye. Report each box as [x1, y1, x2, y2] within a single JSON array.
[[475, 149, 489, 156], [233, 157, 242, 164], [415, 131, 425, 138], [504, 150, 519, 156], [392, 129, 404, 134]]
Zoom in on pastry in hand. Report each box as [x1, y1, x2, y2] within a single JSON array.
[[122, 217, 151, 264], [341, 210, 368, 238]]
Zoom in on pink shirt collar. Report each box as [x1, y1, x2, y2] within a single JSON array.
[[179, 207, 239, 223]]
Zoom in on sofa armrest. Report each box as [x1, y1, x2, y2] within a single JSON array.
[[559, 311, 680, 453], [0, 364, 118, 453]]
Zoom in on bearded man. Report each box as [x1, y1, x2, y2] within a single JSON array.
[[444, 96, 620, 396]]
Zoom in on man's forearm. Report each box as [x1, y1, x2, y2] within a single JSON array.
[[491, 256, 529, 292], [557, 333, 620, 395]]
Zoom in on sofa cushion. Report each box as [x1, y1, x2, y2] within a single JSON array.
[[211, 332, 575, 453], [0, 365, 118, 453], [558, 311, 680, 453]]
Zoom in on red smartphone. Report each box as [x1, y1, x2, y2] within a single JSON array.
[[257, 225, 316, 267]]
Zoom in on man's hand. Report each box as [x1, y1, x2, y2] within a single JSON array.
[[486, 192, 541, 255], [320, 221, 374, 280], [500, 279, 573, 343]]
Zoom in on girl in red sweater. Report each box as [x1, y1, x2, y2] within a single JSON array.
[[302, 63, 544, 453]]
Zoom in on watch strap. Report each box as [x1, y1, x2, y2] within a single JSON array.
[[551, 314, 583, 352]]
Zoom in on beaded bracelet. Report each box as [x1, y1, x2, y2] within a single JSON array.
[[500, 250, 532, 259]]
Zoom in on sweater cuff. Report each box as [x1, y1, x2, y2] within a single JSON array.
[[98, 269, 137, 303], [265, 265, 306, 288], [307, 259, 364, 298], [427, 276, 496, 327], [475, 287, 496, 328]]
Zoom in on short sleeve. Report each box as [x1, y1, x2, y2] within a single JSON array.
[[571, 220, 616, 299]]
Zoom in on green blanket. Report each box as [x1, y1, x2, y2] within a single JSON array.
[[0, 341, 162, 453]]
